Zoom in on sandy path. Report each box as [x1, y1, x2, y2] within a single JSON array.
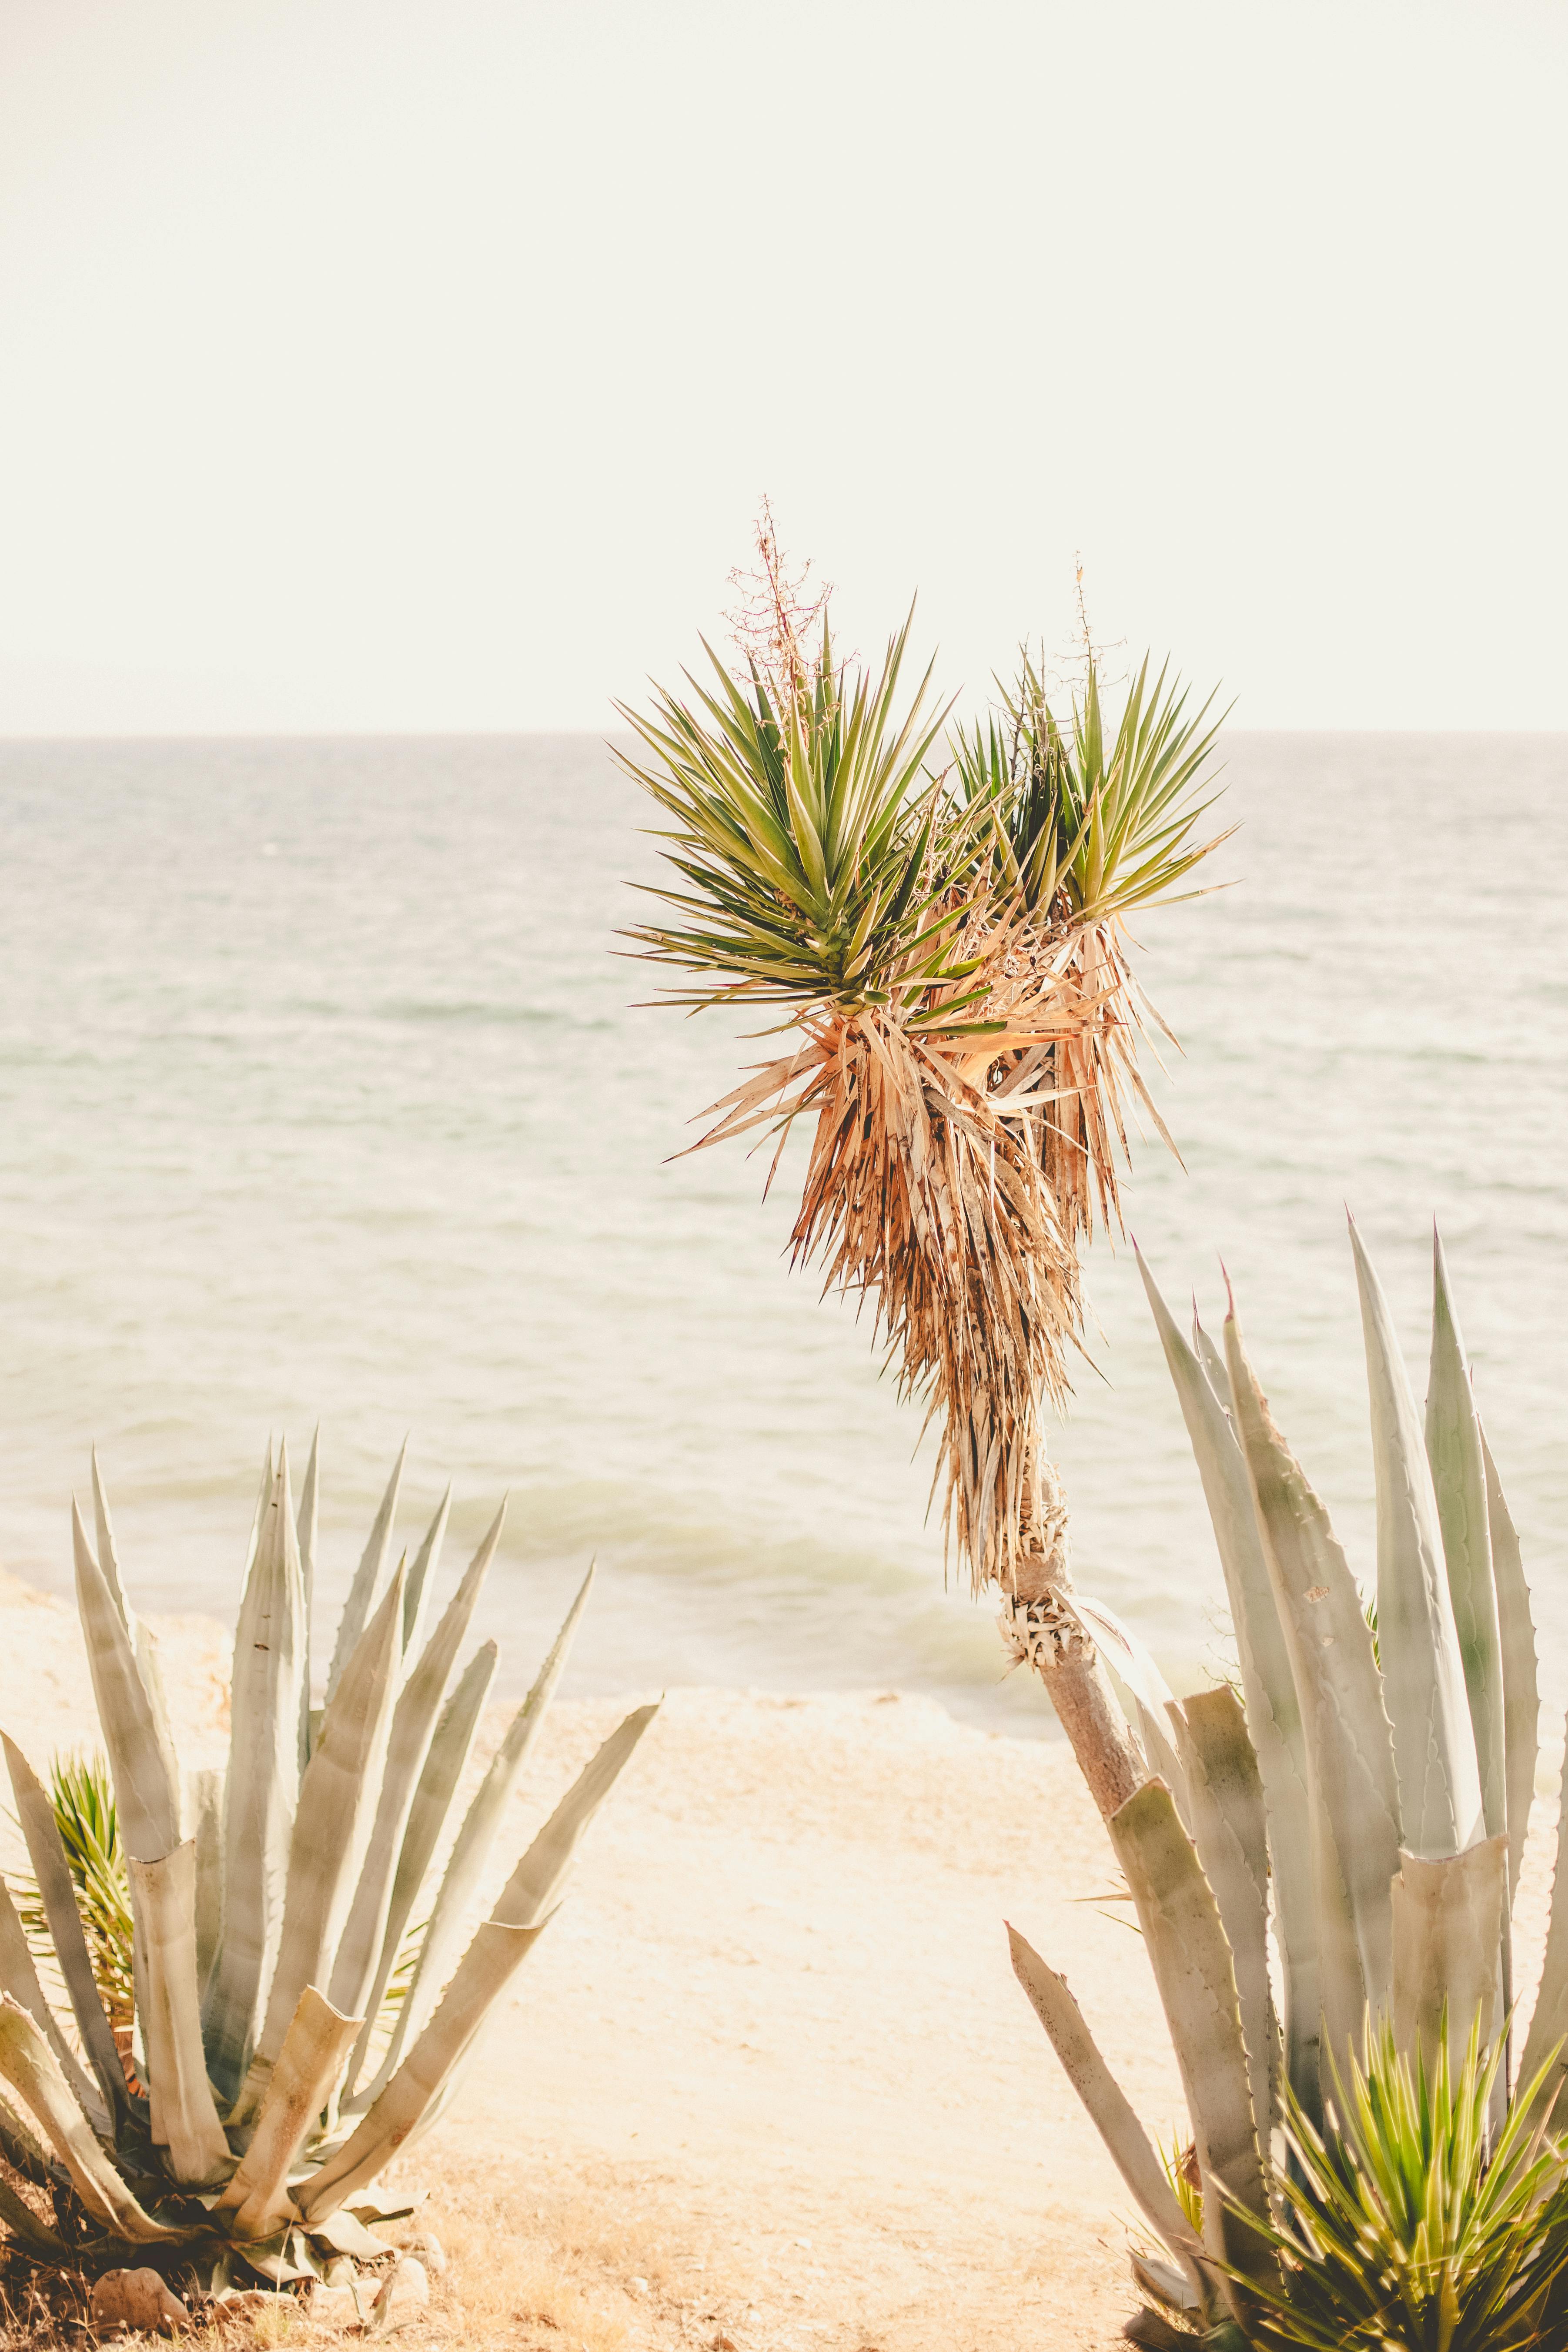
[[430, 1682, 1193, 2352]]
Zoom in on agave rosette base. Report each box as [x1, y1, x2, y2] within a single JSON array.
[[0, 1436, 655, 2291]]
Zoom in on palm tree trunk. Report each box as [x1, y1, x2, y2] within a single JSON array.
[[999, 1449, 1143, 1823]]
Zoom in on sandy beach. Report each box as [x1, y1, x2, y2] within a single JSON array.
[[0, 1569, 1192, 2351], [5, 1568, 1557, 2352]]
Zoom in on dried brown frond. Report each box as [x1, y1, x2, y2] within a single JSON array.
[[690, 887, 1167, 1591]]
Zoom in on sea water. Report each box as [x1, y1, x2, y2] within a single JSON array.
[[1, 731, 1566, 1733]]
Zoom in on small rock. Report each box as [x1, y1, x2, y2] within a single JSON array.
[[407, 2231, 448, 2276], [211, 2289, 294, 2329], [305, 2282, 362, 2326], [90, 2270, 190, 2336], [630, 2276, 650, 2295], [318, 2262, 378, 2325], [370, 2256, 431, 2334]]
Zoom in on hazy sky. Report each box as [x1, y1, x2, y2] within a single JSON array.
[[2, 0, 1564, 734]]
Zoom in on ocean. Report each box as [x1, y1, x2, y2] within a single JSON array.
[[2, 730, 1566, 1736]]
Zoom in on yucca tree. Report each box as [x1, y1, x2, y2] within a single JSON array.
[[0, 1439, 654, 2301], [1009, 1223, 1568, 2348], [619, 532, 1227, 1815]]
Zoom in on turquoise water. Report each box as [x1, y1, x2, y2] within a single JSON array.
[[2, 731, 1566, 1731]]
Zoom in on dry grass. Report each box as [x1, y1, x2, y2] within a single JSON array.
[[0, 2260, 89, 2349], [403, 2162, 752, 2352], [0, 2196, 699, 2352]]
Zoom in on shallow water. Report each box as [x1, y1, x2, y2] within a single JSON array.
[[1, 730, 1565, 1733]]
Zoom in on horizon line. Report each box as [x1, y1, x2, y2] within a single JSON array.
[[3, 722, 1567, 749]]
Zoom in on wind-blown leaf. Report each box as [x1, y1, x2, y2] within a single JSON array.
[[1073, 1591, 1187, 1815], [297, 1428, 320, 1773], [128, 1843, 231, 2185], [329, 1503, 504, 2029], [205, 1446, 306, 2105], [1515, 1755, 1568, 2129], [217, 1988, 361, 2242], [1169, 1689, 1275, 2157], [242, 1566, 406, 2114], [1351, 1218, 1482, 1860], [1107, 1781, 1277, 2313], [1224, 1302, 1401, 2073], [72, 1501, 180, 1862], [344, 1639, 499, 2104], [1425, 1235, 1506, 1852], [304, 1701, 658, 2217], [1482, 1427, 1538, 1900], [366, 1570, 594, 2093], [1007, 1924, 1212, 2317], [401, 1485, 451, 1659], [1140, 1251, 1321, 2121], [0, 1997, 183, 2242], [323, 1443, 406, 1706], [1389, 1837, 1506, 2074], [0, 1873, 109, 2133]]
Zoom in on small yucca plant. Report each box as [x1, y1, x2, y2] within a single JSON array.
[[17, 1755, 137, 2039], [0, 1438, 654, 2300], [1127, 2028, 1568, 2352], [1237, 2021, 1568, 2352]]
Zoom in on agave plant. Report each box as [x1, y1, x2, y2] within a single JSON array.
[[0, 1438, 654, 2296], [1009, 1222, 1568, 2345], [620, 522, 1227, 1818]]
